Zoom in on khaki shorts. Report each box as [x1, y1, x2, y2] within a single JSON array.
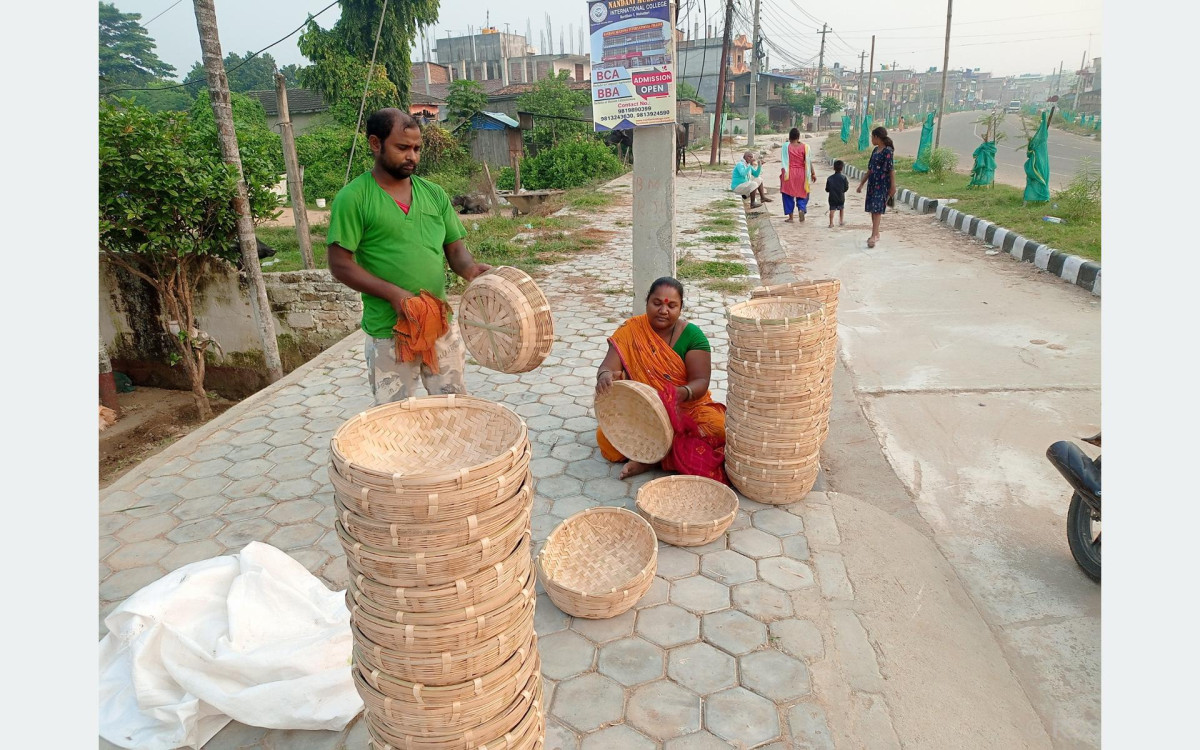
[[733, 178, 762, 196], [364, 325, 468, 405]]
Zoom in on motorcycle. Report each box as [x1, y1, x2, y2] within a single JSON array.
[[1045, 432, 1101, 582]]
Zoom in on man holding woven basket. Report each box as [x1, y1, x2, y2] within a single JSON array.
[[327, 109, 491, 404]]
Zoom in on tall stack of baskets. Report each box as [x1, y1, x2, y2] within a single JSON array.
[[724, 278, 840, 505], [329, 395, 544, 750]]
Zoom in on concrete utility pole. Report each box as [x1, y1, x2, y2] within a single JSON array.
[[815, 24, 827, 128], [888, 59, 897, 122], [193, 0, 283, 382], [935, 0, 952, 147], [865, 35, 875, 119], [422, 26, 431, 95], [857, 51, 866, 119], [275, 74, 314, 271], [1055, 60, 1063, 96], [747, 0, 760, 147], [709, 0, 735, 165], [631, 2, 678, 313]]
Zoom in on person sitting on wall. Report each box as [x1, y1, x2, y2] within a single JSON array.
[[731, 151, 772, 208]]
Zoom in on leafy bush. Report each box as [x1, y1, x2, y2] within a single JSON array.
[[294, 125, 372, 203], [495, 167, 515, 191], [188, 91, 282, 221], [516, 136, 624, 190], [415, 123, 471, 177], [516, 72, 591, 152], [1052, 160, 1101, 224], [755, 113, 770, 135], [928, 147, 959, 181], [423, 172, 473, 199]]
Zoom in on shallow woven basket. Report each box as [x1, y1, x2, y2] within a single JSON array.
[[459, 266, 555, 374], [336, 506, 530, 587], [334, 481, 531, 551], [728, 297, 826, 329], [347, 556, 534, 626], [331, 395, 528, 492], [594, 380, 672, 464], [350, 586, 535, 655], [536, 507, 658, 619], [726, 392, 830, 419], [727, 426, 825, 460], [726, 460, 820, 505], [727, 355, 826, 380], [328, 454, 530, 524], [346, 532, 531, 615], [750, 278, 841, 307], [636, 476, 738, 547], [352, 605, 535, 686], [363, 666, 541, 749]]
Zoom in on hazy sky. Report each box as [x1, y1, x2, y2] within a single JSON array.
[[116, 0, 1102, 80]]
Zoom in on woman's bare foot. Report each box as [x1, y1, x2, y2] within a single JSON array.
[[784, 215, 794, 222], [619, 460, 654, 479]]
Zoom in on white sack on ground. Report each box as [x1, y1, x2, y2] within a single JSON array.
[[99, 542, 362, 750]]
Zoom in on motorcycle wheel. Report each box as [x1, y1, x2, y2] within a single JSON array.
[[1066, 492, 1101, 582]]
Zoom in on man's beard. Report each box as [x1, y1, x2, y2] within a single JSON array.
[[379, 158, 415, 179]]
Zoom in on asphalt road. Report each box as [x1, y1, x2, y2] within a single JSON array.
[[889, 111, 1101, 190]]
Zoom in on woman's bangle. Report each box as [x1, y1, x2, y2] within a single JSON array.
[[597, 370, 612, 379], [682, 385, 693, 401]]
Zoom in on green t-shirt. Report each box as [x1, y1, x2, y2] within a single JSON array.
[[326, 172, 467, 338], [672, 322, 711, 360]]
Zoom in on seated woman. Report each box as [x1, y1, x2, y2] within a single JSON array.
[[595, 277, 728, 482]]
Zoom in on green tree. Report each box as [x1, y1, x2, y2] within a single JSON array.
[[99, 101, 256, 419], [516, 71, 591, 151], [677, 81, 705, 104], [446, 79, 488, 123], [186, 51, 280, 93], [298, 19, 398, 126], [820, 96, 843, 115], [188, 92, 283, 221], [280, 63, 305, 88], [331, 0, 440, 109], [294, 125, 373, 201], [98, 2, 176, 87], [782, 88, 817, 116]]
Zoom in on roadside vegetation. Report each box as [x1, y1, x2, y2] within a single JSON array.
[[824, 135, 1101, 261]]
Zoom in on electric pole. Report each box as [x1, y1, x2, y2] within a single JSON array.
[[815, 24, 827, 129], [857, 50, 866, 129], [275, 73, 314, 271], [888, 59, 897, 123], [422, 26, 431, 95], [865, 35, 875, 120], [709, 0, 735, 165], [193, 0, 283, 383], [748, 0, 761, 146], [1055, 60, 1063, 96], [935, 0, 952, 147]]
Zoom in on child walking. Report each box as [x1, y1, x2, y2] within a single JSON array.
[[825, 160, 850, 228]]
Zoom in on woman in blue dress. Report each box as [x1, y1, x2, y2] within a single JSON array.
[[856, 126, 896, 248]]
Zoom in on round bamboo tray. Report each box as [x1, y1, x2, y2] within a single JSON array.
[[363, 666, 542, 749], [337, 506, 531, 588], [328, 454, 531, 524], [636, 476, 738, 547], [726, 402, 829, 432], [352, 606, 535, 686], [347, 557, 534, 626], [594, 380, 672, 464], [727, 297, 826, 329], [727, 426, 825, 460], [458, 266, 555, 375], [334, 481, 532, 551], [346, 532, 532, 615], [353, 645, 540, 737], [726, 462, 820, 506], [331, 395, 528, 492], [537, 507, 658, 619], [350, 587, 535, 655], [750, 278, 841, 307]]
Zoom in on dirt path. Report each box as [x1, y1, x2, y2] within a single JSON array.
[[261, 207, 330, 228]]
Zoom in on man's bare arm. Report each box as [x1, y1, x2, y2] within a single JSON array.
[[327, 244, 412, 313], [443, 239, 490, 282]]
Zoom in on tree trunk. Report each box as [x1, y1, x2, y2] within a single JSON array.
[[193, 0, 284, 382]]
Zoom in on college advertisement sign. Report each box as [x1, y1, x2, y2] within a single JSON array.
[[588, 0, 676, 131]]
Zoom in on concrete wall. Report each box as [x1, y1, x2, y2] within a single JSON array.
[[266, 111, 327, 136], [100, 259, 362, 397]]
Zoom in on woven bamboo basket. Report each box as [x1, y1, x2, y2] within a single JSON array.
[[728, 323, 826, 348], [363, 667, 542, 749], [726, 392, 830, 419], [337, 506, 530, 587], [331, 395, 528, 492], [346, 531, 531, 615], [352, 605, 535, 685], [636, 476, 738, 547], [350, 586, 535, 655], [727, 355, 827, 380], [726, 403, 829, 433], [726, 452, 821, 479], [347, 556, 534, 626], [750, 278, 841, 307], [726, 428, 825, 460], [334, 481, 531, 551], [727, 297, 826, 329], [458, 266, 555, 374], [728, 377, 830, 402], [536, 507, 658, 619], [726, 461, 820, 505], [593, 380, 672, 464], [328, 454, 530, 524]]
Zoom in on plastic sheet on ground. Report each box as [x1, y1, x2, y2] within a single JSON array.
[[98, 542, 362, 750]]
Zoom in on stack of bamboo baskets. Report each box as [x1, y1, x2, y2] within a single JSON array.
[[329, 395, 544, 750], [724, 278, 840, 505]]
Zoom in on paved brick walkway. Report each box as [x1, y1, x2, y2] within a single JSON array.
[[100, 169, 853, 749]]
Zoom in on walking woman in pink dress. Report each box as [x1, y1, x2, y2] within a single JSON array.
[[780, 127, 818, 222]]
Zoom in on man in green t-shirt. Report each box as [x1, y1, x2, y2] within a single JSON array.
[[327, 109, 490, 404]]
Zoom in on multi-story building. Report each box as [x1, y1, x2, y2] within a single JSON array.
[[432, 28, 589, 85]]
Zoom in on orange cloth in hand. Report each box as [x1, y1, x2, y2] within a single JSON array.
[[392, 291, 451, 373]]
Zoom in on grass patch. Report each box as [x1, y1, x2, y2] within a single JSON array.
[[704, 234, 741, 244], [703, 278, 752, 295], [823, 135, 1101, 261], [717, 251, 743, 261], [567, 190, 614, 209], [601, 286, 631, 296], [677, 255, 748, 280], [256, 222, 330, 272], [700, 217, 737, 231]]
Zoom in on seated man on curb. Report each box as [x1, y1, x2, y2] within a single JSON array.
[[731, 151, 772, 208]]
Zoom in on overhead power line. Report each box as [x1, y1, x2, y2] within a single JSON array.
[[144, 0, 185, 26]]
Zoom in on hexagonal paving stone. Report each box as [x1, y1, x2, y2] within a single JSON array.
[[531, 457, 567, 479], [752, 508, 805, 536], [266, 429, 311, 448], [781, 534, 811, 560], [570, 608, 635, 644], [230, 429, 272, 447], [788, 701, 835, 750], [181, 458, 233, 480], [538, 475, 584, 500], [266, 499, 324, 525], [171, 495, 229, 522], [160, 540, 225, 572], [656, 546, 700, 580], [100, 566, 166, 602], [583, 477, 628, 502], [134, 475, 188, 498], [635, 604, 699, 648], [550, 403, 588, 419], [228, 443, 273, 462], [770, 618, 825, 660], [535, 593, 571, 635], [539, 630, 596, 680], [733, 581, 794, 621], [700, 550, 757, 585], [580, 725, 655, 750], [551, 443, 593, 462], [562, 416, 596, 433], [702, 610, 767, 656], [670, 575, 731, 614], [107, 539, 174, 570], [663, 732, 731, 750], [98, 514, 130, 538], [705, 687, 781, 747], [217, 517, 278, 550], [116, 514, 178, 544], [728, 528, 783, 560], [545, 719, 579, 750], [740, 649, 812, 701], [268, 478, 319, 502], [626, 680, 702, 740], [268, 522, 326, 550], [636, 576, 670, 608], [564, 460, 610, 481], [166, 518, 227, 544], [596, 636, 663, 686], [267, 459, 318, 482], [177, 475, 232, 500], [759, 557, 816, 591], [551, 673, 624, 733], [221, 490, 276, 518], [527, 415, 566, 433], [267, 444, 314, 463], [727, 509, 751, 531], [147, 456, 194, 478], [667, 641, 737, 695]]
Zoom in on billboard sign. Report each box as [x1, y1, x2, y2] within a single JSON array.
[[588, 0, 676, 130]]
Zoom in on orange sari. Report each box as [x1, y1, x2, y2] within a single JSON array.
[[597, 315, 728, 483]]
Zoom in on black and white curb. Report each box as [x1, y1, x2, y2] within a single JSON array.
[[824, 157, 1101, 297], [731, 207, 762, 285]]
